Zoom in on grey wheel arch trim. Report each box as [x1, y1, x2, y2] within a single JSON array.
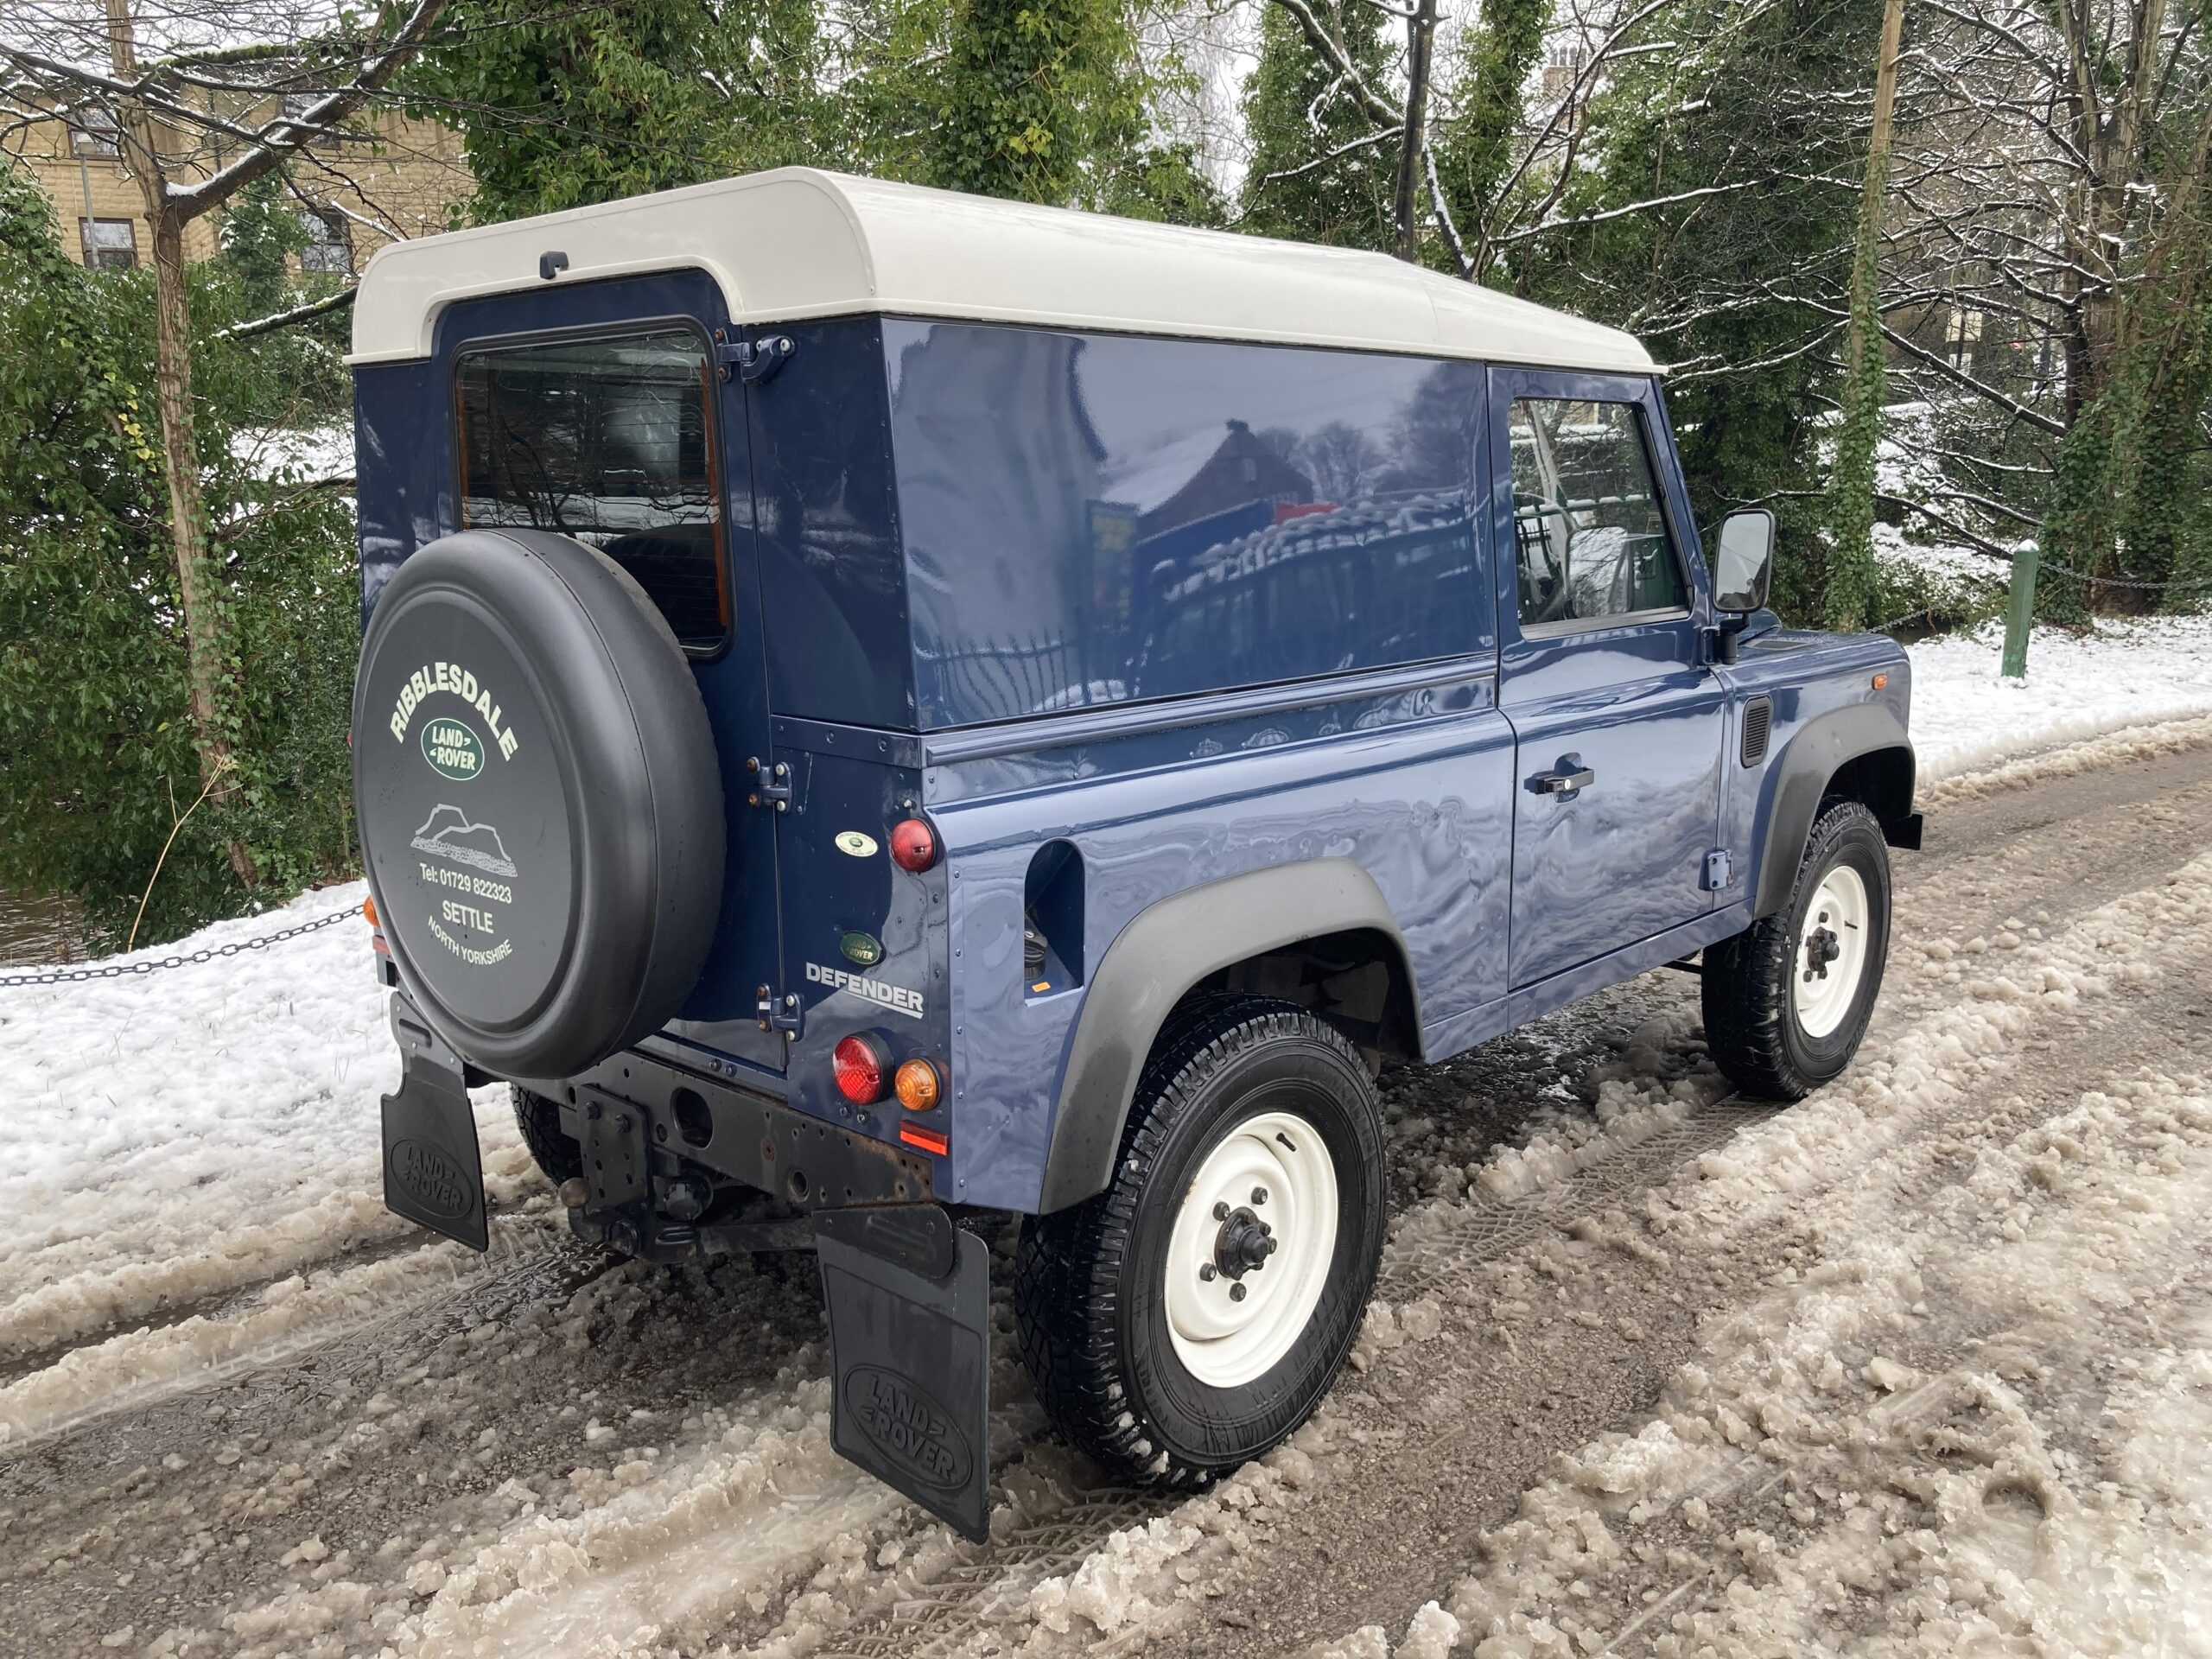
[[1752, 702, 1916, 919], [1035, 858, 1420, 1214]]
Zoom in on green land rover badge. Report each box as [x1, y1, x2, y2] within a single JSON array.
[[421, 717, 486, 781]]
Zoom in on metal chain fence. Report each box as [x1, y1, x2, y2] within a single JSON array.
[[0, 902, 365, 989]]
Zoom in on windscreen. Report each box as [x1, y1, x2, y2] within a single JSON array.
[[454, 328, 729, 653]]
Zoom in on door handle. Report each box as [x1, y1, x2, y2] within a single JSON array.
[[1528, 754, 1596, 798]]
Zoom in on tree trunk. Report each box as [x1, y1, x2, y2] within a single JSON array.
[[107, 0, 256, 886], [1822, 0, 1905, 629], [1392, 0, 1439, 263]]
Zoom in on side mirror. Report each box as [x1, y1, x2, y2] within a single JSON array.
[[1713, 508, 1776, 613]]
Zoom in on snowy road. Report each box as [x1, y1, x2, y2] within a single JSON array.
[[2, 715, 2209, 1658]]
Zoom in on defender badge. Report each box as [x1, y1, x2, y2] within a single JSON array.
[[835, 830, 879, 858]]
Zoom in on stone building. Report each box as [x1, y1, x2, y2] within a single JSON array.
[[4, 97, 472, 275]]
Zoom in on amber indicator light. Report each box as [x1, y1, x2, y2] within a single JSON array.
[[894, 1058, 942, 1112]]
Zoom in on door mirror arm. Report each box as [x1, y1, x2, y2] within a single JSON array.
[[1707, 611, 1750, 666]]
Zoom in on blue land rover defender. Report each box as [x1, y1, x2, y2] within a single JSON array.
[[350, 170, 1920, 1541]]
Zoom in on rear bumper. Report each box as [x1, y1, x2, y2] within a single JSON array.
[[532, 1044, 937, 1215]]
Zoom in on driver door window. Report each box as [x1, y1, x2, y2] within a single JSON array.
[[1509, 398, 1685, 627]]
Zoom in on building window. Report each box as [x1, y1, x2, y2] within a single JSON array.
[[79, 218, 137, 271], [298, 207, 352, 273], [70, 108, 120, 157]]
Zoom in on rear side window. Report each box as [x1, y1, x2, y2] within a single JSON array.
[[455, 329, 729, 653], [1508, 398, 1685, 627]]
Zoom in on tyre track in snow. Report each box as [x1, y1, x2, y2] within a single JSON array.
[[1, 721, 2206, 1657]]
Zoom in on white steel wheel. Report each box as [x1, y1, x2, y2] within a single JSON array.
[[1793, 863, 1871, 1039], [1163, 1109, 1339, 1389]]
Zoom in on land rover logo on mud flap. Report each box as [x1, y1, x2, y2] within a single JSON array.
[[389, 1137, 472, 1220], [845, 1365, 972, 1491], [421, 717, 485, 781]]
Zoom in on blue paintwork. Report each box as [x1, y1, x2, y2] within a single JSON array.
[[353, 294, 1910, 1216]]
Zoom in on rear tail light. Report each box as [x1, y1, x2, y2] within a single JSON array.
[[894, 1058, 941, 1112], [899, 1120, 950, 1157], [832, 1033, 890, 1103], [889, 817, 938, 872]]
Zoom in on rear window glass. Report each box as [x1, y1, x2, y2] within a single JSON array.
[[455, 329, 728, 652]]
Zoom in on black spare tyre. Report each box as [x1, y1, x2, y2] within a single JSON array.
[[352, 529, 725, 1077]]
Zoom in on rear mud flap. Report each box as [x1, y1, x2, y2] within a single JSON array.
[[379, 996, 488, 1251], [815, 1206, 993, 1542]]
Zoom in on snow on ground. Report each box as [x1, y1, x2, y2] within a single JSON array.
[[0, 881, 532, 1417], [1401, 862, 2212, 1658], [1906, 612, 2212, 782]]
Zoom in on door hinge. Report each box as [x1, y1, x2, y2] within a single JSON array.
[[1703, 849, 1735, 892], [715, 332, 796, 385], [756, 986, 804, 1038], [746, 756, 792, 812]]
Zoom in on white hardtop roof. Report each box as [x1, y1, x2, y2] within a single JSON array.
[[348, 167, 1656, 375]]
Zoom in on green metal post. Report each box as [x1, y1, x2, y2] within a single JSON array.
[[2000, 544, 2040, 678]]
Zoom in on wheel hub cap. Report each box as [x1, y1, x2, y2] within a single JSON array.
[[1165, 1110, 1339, 1389], [1793, 865, 1871, 1039], [1212, 1205, 1278, 1279]]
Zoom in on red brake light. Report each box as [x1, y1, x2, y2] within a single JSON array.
[[889, 817, 938, 872], [832, 1033, 889, 1103]]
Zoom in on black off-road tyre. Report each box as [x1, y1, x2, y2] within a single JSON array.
[[1014, 995, 1387, 1488], [512, 1086, 584, 1185], [1703, 799, 1892, 1100]]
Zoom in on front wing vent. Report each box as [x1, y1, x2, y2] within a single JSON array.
[[1740, 696, 1773, 767]]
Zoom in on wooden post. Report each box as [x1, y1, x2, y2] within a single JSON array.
[[1392, 0, 1440, 263], [2001, 545, 2040, 678]]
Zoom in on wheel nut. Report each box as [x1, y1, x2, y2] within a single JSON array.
[[1213, 1201, 1230, 1221], [1199, 1263, 1217, 1282], [1230, 1282, 1248, 1302], [1251, 1186, 1268, 1205]]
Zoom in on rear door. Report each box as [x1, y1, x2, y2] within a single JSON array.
[[1489, 369, 1726, 990], [442, 273, 787, 1073]]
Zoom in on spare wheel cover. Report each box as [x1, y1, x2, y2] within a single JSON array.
[[352, 529, 725, 1077]]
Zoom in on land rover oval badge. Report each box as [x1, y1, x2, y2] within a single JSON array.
[[834, 830, 878, 858], [421, 716, 486, 782], [845, 1364, 972, 1492]]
